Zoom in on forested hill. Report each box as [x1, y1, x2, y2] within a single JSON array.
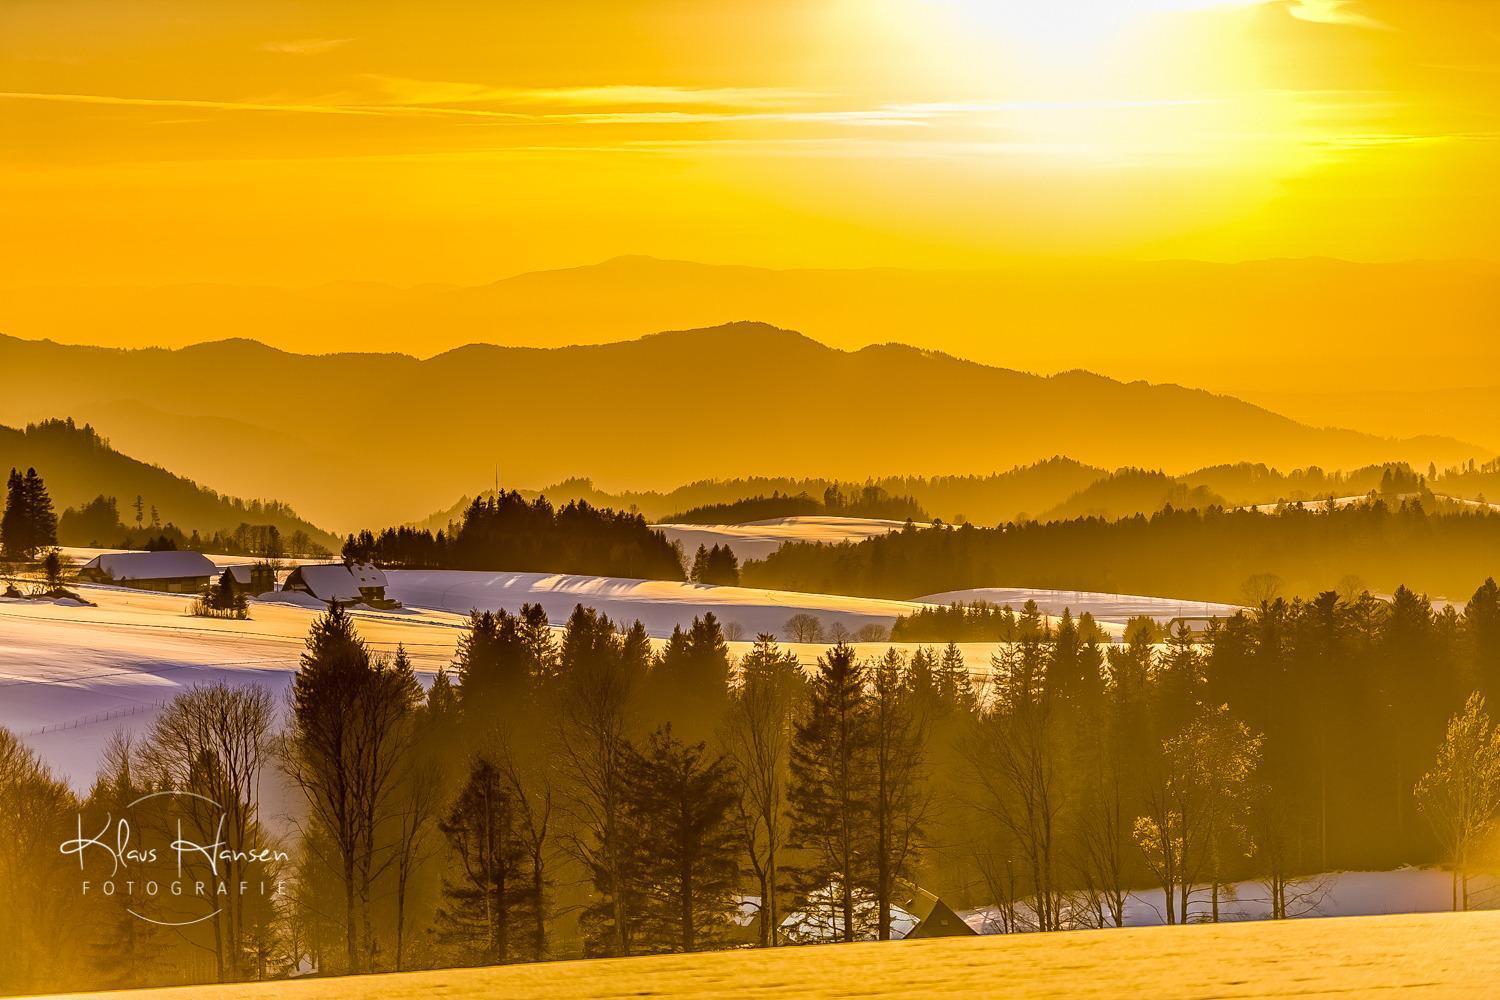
[[740, 501, 1500, 605], [0, 419, 340, 551], [412, 457, 1500, 532], [0, 325, 1483, 529]]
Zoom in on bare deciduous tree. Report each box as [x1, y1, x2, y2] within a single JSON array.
[[1415, 692, 1500, 911]]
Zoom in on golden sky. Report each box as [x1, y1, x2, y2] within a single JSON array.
[[2, 0, 1498, 288]]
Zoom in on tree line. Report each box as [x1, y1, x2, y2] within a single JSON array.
[[60, 493, 330, 558], [343, 491, 684, 580], [5, 581, 1500, 994], [743, 500, 1500, 606], [664, 484, 927, 525]]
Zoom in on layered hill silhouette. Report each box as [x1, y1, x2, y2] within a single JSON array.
[[4, 255, 1497, 410], [0, 324, 1484, 530], [0, 419, 339, 550]]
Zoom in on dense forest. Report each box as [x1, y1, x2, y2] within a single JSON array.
[[6, 580, 1500, 993], [743, 500, 1500, 605], [345, 491, 685, 580]]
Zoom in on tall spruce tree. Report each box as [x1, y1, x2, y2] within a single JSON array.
[[788, 641, 876, 942], [620, 727, 741, 952], [435, 757, 534, 966]]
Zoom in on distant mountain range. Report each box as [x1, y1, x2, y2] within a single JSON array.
[[4, 255, 1497, 411], [0, 323, 1485, 530], [0, 419, 340, 550]]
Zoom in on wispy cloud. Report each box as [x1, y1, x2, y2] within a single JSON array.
[[0, 90, 386, 117], [1287, 1, 1389, 30], [357, 76, 815, 109], [261, 38, 352, 55]]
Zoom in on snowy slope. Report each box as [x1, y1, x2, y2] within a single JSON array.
[[654, 516, 927, 563], [914, 587, 1243, 626], [0, 586, 469, 785], [385, 569, 935, 639]]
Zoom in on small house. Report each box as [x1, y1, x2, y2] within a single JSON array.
[[280, 562, 390, 606], [894, 883, 977, 939], [220, 563, 278, 598], [77, 551, 217, 593]]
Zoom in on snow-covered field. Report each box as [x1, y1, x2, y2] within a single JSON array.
[[0, 586, 470, 784], [4, 561, 1243, 788], [914, 588, 1243, 627], [3, 568, 1152, 785], [385, 568, 937, 640], [654, 515, 926, 563]]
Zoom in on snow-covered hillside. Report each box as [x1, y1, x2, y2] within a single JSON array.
[[653, 515, 927, 563], [0, 587, 468, 784], [384, 568, 932, 639], [914, 587, 1242, 626]]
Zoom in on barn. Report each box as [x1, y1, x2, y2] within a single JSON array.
[[77, 551, 217, 593]]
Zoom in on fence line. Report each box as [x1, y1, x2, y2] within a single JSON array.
[[23, 700, 164, 737]]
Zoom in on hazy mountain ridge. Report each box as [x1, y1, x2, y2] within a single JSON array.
[[0, 419, 340, 549], [0, 324, 1486, 530], [4, 255, 1498, 401]]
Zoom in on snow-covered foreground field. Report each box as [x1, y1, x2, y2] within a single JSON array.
[[915, 588, 1243, 626], [654, 515, 927, 563], [41, 910, 1500, 999]]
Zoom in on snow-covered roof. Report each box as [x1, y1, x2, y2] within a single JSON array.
[[222, 564, 277, 587], [80, 551, 217, 582], [350, 563, 387, 590], [288, 563, 385, 602]]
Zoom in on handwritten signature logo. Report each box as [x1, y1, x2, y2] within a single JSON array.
[[58, 789, 287, 926]]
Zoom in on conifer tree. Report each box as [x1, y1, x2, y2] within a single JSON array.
[[619, 727, 741, 953], [788, 641, 876, 942], [436, 758, 533, 965], [870, 648, 927, 939], [1, 468, 57, 561]]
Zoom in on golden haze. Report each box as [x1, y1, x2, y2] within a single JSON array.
[[2, 0, 1499, 291]]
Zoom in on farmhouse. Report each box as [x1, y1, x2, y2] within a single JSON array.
[[280, 562, 390, 606], [77, 551, 217, 593], [219, 563, 277, 598]]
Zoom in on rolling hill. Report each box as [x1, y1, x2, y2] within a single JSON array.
[[0, 419, 339, 552], [0, 325, 1483, 531]]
